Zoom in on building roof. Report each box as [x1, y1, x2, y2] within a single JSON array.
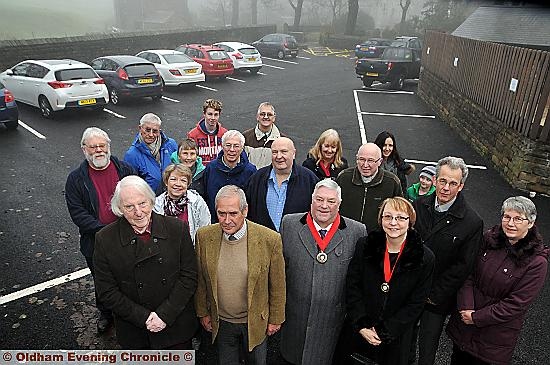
[[452, 6, 550, 48]]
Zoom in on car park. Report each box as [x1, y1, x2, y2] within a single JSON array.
[[212, 41, 262, 74], [135, 50, 205, 86], [0, 81, 18, 130], [91, 55, 163, 104], [252, 33, 299, 59], [354, 38, 392, 58], [174, 44, 234, 78], [0, 59, 108, 118]]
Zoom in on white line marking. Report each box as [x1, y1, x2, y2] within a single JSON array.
[[257, 72, 267, 75], [356, 89, 414, 95], [262, 64, 285, 70], [227, 77, 246, 83], [296, 56, 310, 60], [196, 84, 218, 92], [103, 108, 126, 119], [262, 57, 298, 65], [161, 96, 180, 103], [405, 159, 487, 170], [18, 120, 46, 139], [353, 90, 367, 144], [361, 111, 436, 119], [0, 268, 91, 305]]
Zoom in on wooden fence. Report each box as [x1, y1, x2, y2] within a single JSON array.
[[422, 30, 550, 143]]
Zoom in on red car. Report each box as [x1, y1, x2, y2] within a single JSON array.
[[175, 44, 234, 78]]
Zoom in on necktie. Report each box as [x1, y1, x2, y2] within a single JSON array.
[[228, 235, 237, 241], [319, 229, 327, 239]]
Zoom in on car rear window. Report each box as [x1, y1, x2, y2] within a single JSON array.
[[383, 48, 412, 59], [125, 64, 158, 77], [207, 50, 228, 60], [239, 48, 258, 55], [164, 54, 194, 63], [55, 68, 98, 81]]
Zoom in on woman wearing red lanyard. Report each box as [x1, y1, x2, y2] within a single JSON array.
[[345, 197, 434, 365], [302, 129, 348, 180]]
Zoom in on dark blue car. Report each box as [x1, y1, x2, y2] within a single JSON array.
[[354, 38, 392, 59], [0, 80, 18, 130]]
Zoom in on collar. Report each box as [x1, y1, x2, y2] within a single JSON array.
[[352, 166, 384, 186], [254, 124, 280, 141], [435, 196, 457, 212], [361, 172, 376, 184], [269, 165, 292, 182], [299, 212, 347, 230], [313, 219, 333, 232], [224, 220, 247, 240]]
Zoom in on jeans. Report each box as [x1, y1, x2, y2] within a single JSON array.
[[416, 310, 446, 365], [215, 320, 267, 365]]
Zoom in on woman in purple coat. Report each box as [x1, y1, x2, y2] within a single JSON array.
[[446, 196, 549, 365]]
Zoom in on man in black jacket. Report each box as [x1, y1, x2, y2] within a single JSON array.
[[412, 156, 483, 365], [65, 127, 136, 333]]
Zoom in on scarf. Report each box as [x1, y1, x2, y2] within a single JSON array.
[[139, 133, 162, 163], [164, 193, 189, 217]]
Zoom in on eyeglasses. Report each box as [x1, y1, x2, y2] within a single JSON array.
[[122, 201, 150, 213], [84, 143, 109, 150], [259, 112, 275, 118], [141, 127, 160, 134], [436, 178, 460, 188], [381, 215, 410, 223], [223, 143, 242, 150], [356, 157, 381, 166], [168, 176, 188, 184], [502, 215, 529, 224], [314, 197, 339, 206]]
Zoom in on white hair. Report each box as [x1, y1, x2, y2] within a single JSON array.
[[139, 113, 162, 126], [110, 176, 155, 217]]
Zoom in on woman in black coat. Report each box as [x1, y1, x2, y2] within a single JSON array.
[[374, 131, 414, 193], [302, 129, 348, 180], [346, 197, 434, 365]]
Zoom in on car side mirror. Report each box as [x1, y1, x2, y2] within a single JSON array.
[[6, 69, 13, 76]]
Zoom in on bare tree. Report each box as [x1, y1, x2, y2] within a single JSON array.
[[399, 0, 412, 34], [345, 0, 359, 35], [232, 0, 240, 26], [288, 0, 305, 28]]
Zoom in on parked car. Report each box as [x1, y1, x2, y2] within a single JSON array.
[[355, 46, 422, 89], [252, 33, 299, 59], [0, 81, 18, 130], [212, 41, 262, 74], [354, 38, 392, 59], [174, 44, 234, 78], [135, 50, 205, 86], [391, 36, 423, 51], [90, 55, 163, 105], [0, 59, 108, 118]]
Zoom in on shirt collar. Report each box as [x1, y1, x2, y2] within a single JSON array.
[[269, 166, 292, 183], [255, 124, 272, 140], [313, 218, 333, 232], [224, 220, 247, 240], [435, 196, 457, 212]]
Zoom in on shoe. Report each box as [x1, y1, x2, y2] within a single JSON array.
[[97, 312, 113, 333]]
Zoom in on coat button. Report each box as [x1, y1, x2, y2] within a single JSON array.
[[153, 238, 158, 243], [138, 283, 143, 289], [130, 239, 136, 245], [158, 257, 163, 264], [161, 278, 167, 285], [504, 268, 508, 273], [136, 263, 141, 268]]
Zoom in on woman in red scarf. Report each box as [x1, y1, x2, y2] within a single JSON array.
[[302, 129, 348, 180]]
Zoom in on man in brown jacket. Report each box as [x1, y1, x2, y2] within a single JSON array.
[[195, 185, 286, 365]]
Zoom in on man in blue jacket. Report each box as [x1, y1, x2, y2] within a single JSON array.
[[65, 127, 136, 333], [124, 113, 177, 195]]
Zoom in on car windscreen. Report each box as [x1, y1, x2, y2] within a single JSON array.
[[382, 48, 412, 60], [55, 68, 98, 81], [239, 48, 258, 55], [125, 64, 158, 77], [163, 54, 194, 63], [207, 50, 228, 60]]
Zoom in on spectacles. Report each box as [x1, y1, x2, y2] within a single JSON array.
[[381, 215, 410, 223], [122, 201, 150, 213], [436, 178, 460, 188], [356, 157, 381, 166], [314, 197, 339, 206], [224, 143, 242, 150], [502, 215, 529, 224], [259, 112, 275, 118], [84, 143, 108, 150], [168, 176, 188, 184], [141, 127, 160, 134]]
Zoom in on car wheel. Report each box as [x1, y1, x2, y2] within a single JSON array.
[[151, 94, 162, 101], [277, 50, 285, 59], [38, 96, 54, 119], [4, 120, 18, 130], [109, 88, 120, 105], [391, 74, 405, 90], [362, 78, 373, 87], [249, 68, 260, 75]]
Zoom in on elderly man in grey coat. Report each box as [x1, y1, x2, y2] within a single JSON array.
[[280, 178, 367, 365]]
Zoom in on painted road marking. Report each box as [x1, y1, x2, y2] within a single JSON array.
[[161, 96, 180, 103], [352, 90, 367, 144], [263, 64, 285, 70], [262, 57, 298, 65], [196, 84, 218, 92], [296, 56, 310, 60], [18, 120, 46, 139], [405, 159, 487, 170], [0, 268, 91, 305], [257, 72, 267, 76], [103, 108, 126, 119], [360, 111, 436, 119], [227, 77, 246, 83], [356, 89, 414, 95]]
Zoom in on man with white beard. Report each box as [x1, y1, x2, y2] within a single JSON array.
[[65, 127, 136, 333]]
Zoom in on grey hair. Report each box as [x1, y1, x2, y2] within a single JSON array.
[[501, 196, 537, 223], [222, 130, 245, 146], [257, 102, 276, 115], [436, 156, 469, 183], [110, 176, 155, 217], [215, 185, 248, 212], [312, 178, 342, 202], [81, 127, 110, 146], [139, 113, 162, 126]]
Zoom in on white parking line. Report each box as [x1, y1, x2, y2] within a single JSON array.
[[352, 90, 367, 144], [103, 108, 126, 119], [196, 84, 218, 92], [257, 72, 267, 76], [227, 77, 246, 83], [18, 120, 46, 139], [357, 89, 414, 95], [262, 64, 285, 70], [405, 159, 487, 170], [296, 56, 310, 60], [361, 111, 436, 119], [161, 96, 180, 103], [262, 57, 299, 65], [0, 268, 91, 305]]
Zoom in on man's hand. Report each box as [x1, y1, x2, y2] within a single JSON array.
[[359, 327, 381, 346], [200, 316, 213, 332], [145, 312, 166, 332], [460, 310, 475, 325], [266, 323, 281, 336]]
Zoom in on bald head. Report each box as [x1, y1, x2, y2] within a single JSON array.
[[356, 142, 382, 177], [271, 137, 296, 175]]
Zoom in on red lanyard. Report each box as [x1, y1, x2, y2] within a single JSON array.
[[306, 213, 340, 251], [383, 240, 406, 283]]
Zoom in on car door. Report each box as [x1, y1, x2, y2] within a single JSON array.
[[1, 62, 31, 103], [27, 64, 50, 107]]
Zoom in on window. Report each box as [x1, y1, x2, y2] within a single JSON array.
[[12, 63, 31, 76], [55, 68, 98, 81], [239, 48, 258, 55], [263, 35, 276, 42], [125, 64, 157, 77], [104, 60, 119, 72], [26, 64, 48, 78], [163, 54, 193, 64], [91, 59, 104, 70], [207, 50, 228, 60]]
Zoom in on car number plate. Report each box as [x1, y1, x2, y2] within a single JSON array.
[[366, 72, 378, 77], [185, 69, 197, 74], [218, 64, 227, 68], [360, 47, 369, 51], [137, 78, 153, 84], [248, 57, 256, 62], [78, 98, 97, 105]]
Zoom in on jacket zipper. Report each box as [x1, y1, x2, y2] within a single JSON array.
[[360, 187, 368, 222]]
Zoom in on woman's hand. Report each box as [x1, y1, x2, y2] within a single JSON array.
[[359, 327, 381, 346], [460, 310, 475, 325]]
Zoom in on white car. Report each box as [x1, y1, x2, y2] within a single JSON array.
[[0, 59, 108, 118], [136, 50, 205, 86], [213, 42, 262, 74]]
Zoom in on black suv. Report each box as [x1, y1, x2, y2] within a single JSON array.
[[252, 33, 299, 59], [91, 55, 162, 104]]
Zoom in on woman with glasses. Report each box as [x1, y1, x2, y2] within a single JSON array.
[[345, 197, 434, 365], [374, 131, 415, 193], [153, 164, 210, 245], [302, 129, 348, 180], [446, 196, 548, 365]]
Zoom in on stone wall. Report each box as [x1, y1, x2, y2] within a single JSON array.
[[0, 25, 276, 72], [418, 69, 550, 195]]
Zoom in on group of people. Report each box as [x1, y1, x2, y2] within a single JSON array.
[[64, 98, 548, 365]]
